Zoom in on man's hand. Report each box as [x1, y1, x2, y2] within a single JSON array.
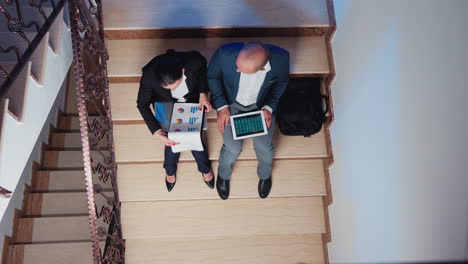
[[155, 130, 180, 146], [199, 93, 212, 112], [217, 108, 230, 133], [263, 109, 272, 129]]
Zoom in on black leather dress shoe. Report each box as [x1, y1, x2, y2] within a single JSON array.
[[165, 175, 176, 192], [258, 177, 272, 199], [202, 171, 215, 189], [216, 175, 230, 200]]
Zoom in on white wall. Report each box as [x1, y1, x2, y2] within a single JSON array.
[[328, 0, 468, 263]]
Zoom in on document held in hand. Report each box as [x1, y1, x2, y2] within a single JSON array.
[[168, 103, 205, 153]]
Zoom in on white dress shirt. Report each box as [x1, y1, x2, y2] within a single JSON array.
[[171, 74, 189, 102], [217, 61, 272, 113]]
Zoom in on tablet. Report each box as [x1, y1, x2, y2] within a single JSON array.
[[230, 110, 268, 140]]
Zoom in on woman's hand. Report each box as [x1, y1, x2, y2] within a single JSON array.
[[155, 130, 180, 146], [199, 93, 212, 112]]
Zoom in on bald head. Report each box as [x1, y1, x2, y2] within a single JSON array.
[[236, 42, 270, 74]]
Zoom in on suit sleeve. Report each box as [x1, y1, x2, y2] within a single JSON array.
[[264, 52, 290, 112], [195, 53, 209, 94], [136, 70, 161, 134], [207, 47, 228, 110]]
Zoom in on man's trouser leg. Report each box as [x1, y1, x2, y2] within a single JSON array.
[[253, 114, 276, 180]]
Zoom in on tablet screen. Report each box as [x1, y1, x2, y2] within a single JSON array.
[[233, 113, 265, 137]]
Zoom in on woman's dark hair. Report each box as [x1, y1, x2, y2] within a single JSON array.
[[154, 49, 183, 87]]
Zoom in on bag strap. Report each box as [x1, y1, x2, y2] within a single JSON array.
[[321, 94, 330, 116]]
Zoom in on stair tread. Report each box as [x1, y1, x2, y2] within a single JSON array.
[[118, 160, 326, 202], [43, 150, 107, 169], [32, 170, 113, 192], [121, 197, 325, 239], [49, 132, 109, 148], [103, 0, 329, 29], [107, 36, 329, 77], [114, 123, 328, 162], [57, 115, 99, 130], [125, 234, 324, 264], [18, 242, 96, 264], [26, 192, 113, 216], [16, 216, 92, 243]]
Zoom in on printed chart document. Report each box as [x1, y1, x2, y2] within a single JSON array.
[[168, 103, 205, 153]]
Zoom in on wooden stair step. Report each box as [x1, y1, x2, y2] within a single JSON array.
[[121, 197, 325, 239], [109, 82, 217, 121], [57, 115, 100, 131], [43, 150, 107, 169], [107, 36, 329, 77], [16, 216, 91, 243], [102, 0, 329, 30], [114, 123, 328, 162], [125, 234, 324, 264], [10, 242, 96, 264], [25, 192, 112, 216], [118, 160, 326, 202], [49, 132, 109, 149], [32, 170, 112, 192]]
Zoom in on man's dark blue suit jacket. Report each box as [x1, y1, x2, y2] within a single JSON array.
[[207, 43, 290, 113]]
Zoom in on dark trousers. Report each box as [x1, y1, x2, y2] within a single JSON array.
[[163, 143, 211, 176]]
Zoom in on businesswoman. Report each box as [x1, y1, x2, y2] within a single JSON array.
[[137, 49, 214, 192]]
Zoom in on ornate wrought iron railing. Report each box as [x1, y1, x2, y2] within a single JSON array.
[[68, 0, 124, 263], [0, 0, 66, 96], [0, 0, 124, 263]]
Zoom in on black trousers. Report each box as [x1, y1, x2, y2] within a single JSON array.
[[163, 143, 211, 176]]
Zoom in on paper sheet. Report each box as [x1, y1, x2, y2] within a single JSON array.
[[168, 103, 205, 153]]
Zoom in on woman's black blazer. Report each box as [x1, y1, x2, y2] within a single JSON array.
[[136, 50, 209, 134]]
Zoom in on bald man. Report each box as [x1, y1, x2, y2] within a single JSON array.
[[208, 42, 290, 199]]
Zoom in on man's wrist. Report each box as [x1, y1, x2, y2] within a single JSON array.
[[217, 105, 228, 112], [262, 105, 273, 113]]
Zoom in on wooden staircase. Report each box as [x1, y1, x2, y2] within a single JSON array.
[[0, 0, 72, 205], [105, 0, 336, 263], [2, 76, 104, 263]]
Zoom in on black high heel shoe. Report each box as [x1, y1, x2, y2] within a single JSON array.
[[165, 174, 176, 192], [202, 170, 215, 189]]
